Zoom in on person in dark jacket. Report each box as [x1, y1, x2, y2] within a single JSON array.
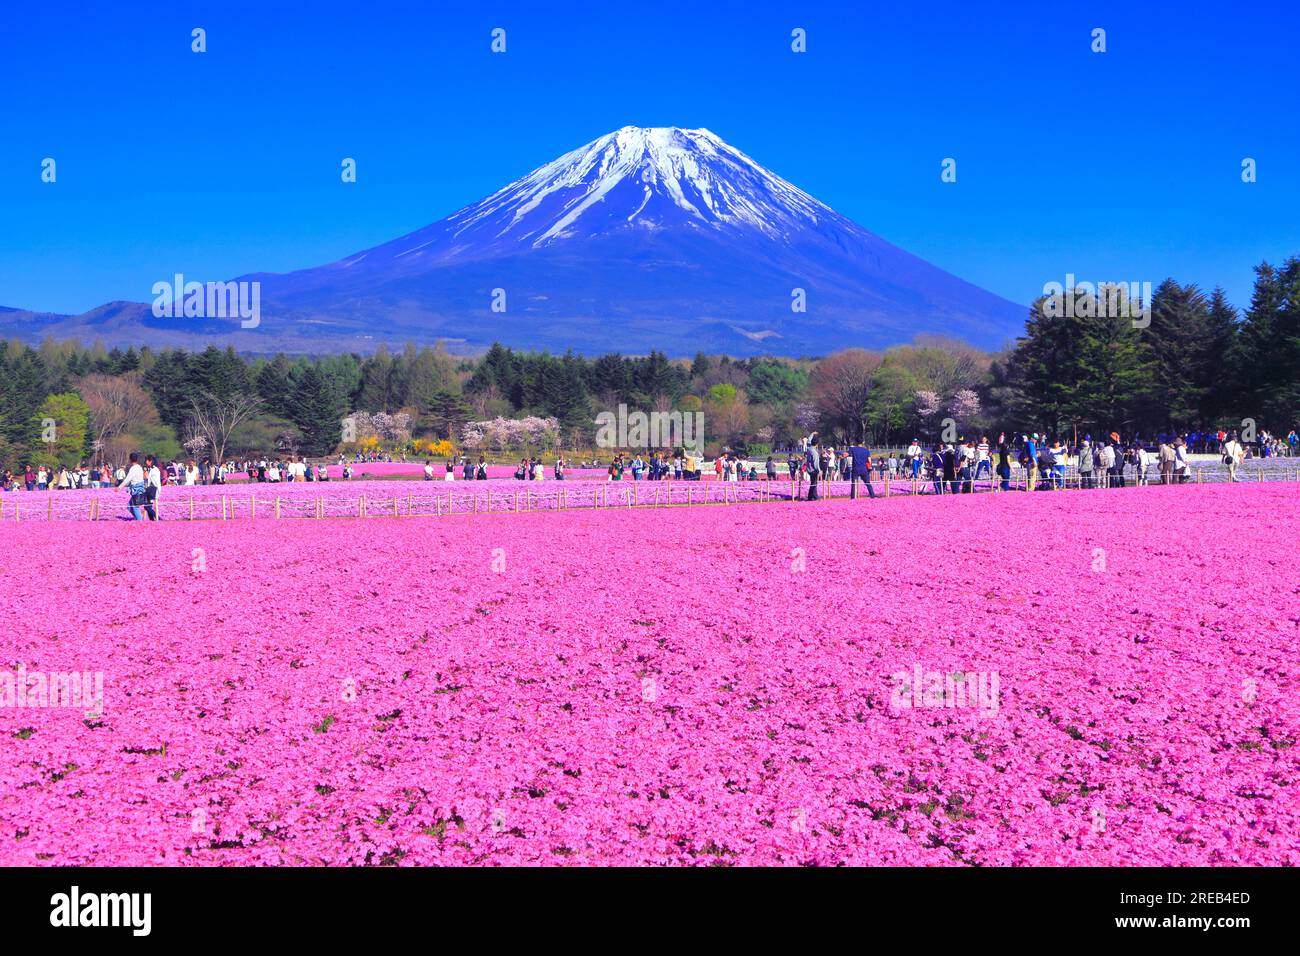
[[804, 435, 821, 500], [929, 445, 945, 495], [996, 435, 1012, 491], [942, 444, 958, 495], [848, 445, 876, 499]]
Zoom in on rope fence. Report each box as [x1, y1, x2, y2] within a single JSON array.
[[2, 463, 1298, 523]]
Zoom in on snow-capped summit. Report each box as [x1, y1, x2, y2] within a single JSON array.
[[434, 126, 839, 247]]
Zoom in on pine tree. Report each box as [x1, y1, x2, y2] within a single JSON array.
[[256, 354, 295, 419], [142, 349, 193, 431], [0, 344, 62, 452], [1201, 287, 1238, 423], [291, 366, 344, 456], [1139, 279, 1209, 431], [357, 347, 398, 412]]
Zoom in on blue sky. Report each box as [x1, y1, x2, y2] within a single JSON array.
[[1, 0, 1297, 318]]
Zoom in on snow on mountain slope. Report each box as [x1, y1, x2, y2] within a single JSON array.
[[444, 126, 837, 243]]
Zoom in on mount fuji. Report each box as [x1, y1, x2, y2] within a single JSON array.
[[1, 127, 1025, 356]]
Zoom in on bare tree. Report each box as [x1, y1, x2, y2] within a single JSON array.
[[79, 372, 157, 464], [188, 391, 263, 465], [809, 348, 881, 442]]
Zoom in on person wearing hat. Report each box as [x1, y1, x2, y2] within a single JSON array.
[[907, 438, 923, 479]]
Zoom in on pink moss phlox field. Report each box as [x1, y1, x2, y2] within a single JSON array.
[[0, 484, 1296, 865]]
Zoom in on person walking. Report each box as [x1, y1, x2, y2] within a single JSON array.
[[1223, 433, 1245, 481], [143, 455, 161, 520], [119, 452, 148, 521], [907, 439, 923, 479], [848, 443, 876, 499]]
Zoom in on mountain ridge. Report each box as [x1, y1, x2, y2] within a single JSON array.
[[0, 126, 1026, 356]]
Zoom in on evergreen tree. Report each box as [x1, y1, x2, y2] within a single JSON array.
[[142, 349, 193, 431], [357, 347, 398, 412], [1069, 306, 1147, 436], [1139, 279, 1210, 431], [428, 390, 471, 440], [0, 343, 61, 453], [189, 345, 251, 401], [1201, 287, 1239, 422], [255, 354, 295, 419], [291, 365, 344, 456]]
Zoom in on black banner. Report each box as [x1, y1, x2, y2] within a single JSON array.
[[0, 866, 1279, 942]]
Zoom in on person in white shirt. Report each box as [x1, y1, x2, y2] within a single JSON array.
[[1135, 446, 1152, 486], [118, 453, 147, 520], [184, 460, 199, 486], [1099, 442, 1116, 487], [1223, 435, 1245, 481], [288, 457, 306, 482], [1173, 439, 1189, 483], [907, 440, 923, 479], [424, 461, 435, 480]]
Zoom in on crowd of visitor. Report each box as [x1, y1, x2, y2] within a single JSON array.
[[789, 429, 1268, 500], [0, 425, 1291, 519]]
